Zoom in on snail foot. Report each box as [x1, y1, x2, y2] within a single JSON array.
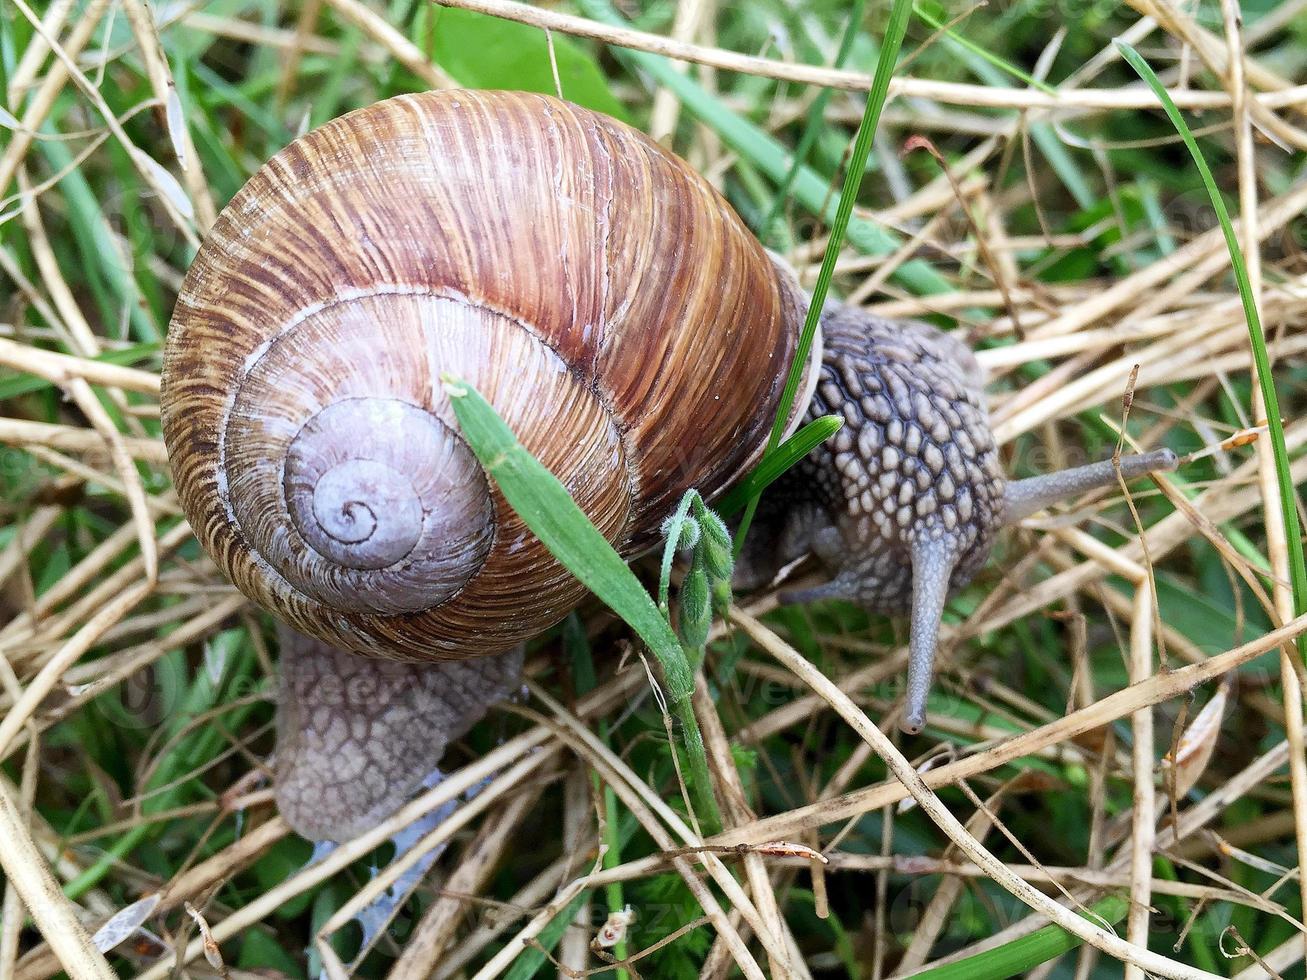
[[273, 627, 523, 842]]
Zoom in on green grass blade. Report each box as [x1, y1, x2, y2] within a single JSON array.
[[575, 0, 951, 299], [759, 0, 866, 237], [715, 415, 842, 517], [913, 2, 1056, 94], [913, 895, 1129, 979], [444, 377, 685, 668], [40, 133, 162, 343], [1116, 39, 1307, 667], [761, 0, 911, 454], [444, 377, 721, 831], [733, 0, 912, 551]]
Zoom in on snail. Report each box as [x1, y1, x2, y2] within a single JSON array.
[[160, 89, 1176, 841]]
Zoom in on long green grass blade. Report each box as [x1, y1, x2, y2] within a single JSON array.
[[914, 2, 1056, 94], [1116, 40, 1307, 667], [759, 0, 867, 236], [913, 895, 1129, 979], [761, 0, 911, 455], [732, 0, 913, 552], [444, 377, 685, 668]]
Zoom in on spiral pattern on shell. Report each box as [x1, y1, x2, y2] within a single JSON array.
[[162, 90, 801, 659]]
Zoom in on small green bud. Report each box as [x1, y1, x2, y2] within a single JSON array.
[[661, 512, 701, 551], [677, 558, 712, 650], [697, 508, 734, 583]]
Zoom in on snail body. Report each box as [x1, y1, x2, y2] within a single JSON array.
[[161, 89, 1177, 839]]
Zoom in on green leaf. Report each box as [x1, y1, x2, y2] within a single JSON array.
[[444, 377, 721, 832], [431, 8, 628, 121], [237, 928, 306, 974], [759, 0, 911, 455]]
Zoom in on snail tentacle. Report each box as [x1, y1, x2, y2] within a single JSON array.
[[904, 534, 959, 735], [1002, 448, 1179, 525]]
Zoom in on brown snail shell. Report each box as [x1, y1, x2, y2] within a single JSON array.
[[161, 90, 810, 661]]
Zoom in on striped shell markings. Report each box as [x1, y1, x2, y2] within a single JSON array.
[[161, 90, 799, 660]]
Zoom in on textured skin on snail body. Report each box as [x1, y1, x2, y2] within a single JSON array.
[[739, 301, 1178, 733], [781, 306, 1004, 609], [273, 626, 523, 842], [740, 305, 1003, 734], [161, 89, 806, 661]]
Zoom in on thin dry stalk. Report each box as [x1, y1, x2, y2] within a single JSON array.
[[434, 856, 573, 978], [0, 418, 167, 464], [134, 729, 556, 978], [120, 0, 217, 231], [321, 0, 457, 88], [525, 686, 782, 976], [732, 610, 1223, 979], [813, 855, 1287, 910], [648, 0, 706, 141], [0, 522, 175, 651], [65, 377, 158, 581], [274, 0, 326, 104], [1124, 582, 1157, 980], [6, 0, 199, 244], [388, 785, 547, 977], [897, 796, 1002, 972], [0, 686, 41, 976], [1219, 0, 1307, 960], [717, 608, 1307, 847], [0, 582, 151, 759], [0, 782, 116, 979], [317, 749, 563, 936], [466, 854, 605, 980], [694, 684, 809, 979], [430, 0, 1307, 112]]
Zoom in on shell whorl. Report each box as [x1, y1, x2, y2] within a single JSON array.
[[233, 392, 494, 615], [162, 90, 799, 659]]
